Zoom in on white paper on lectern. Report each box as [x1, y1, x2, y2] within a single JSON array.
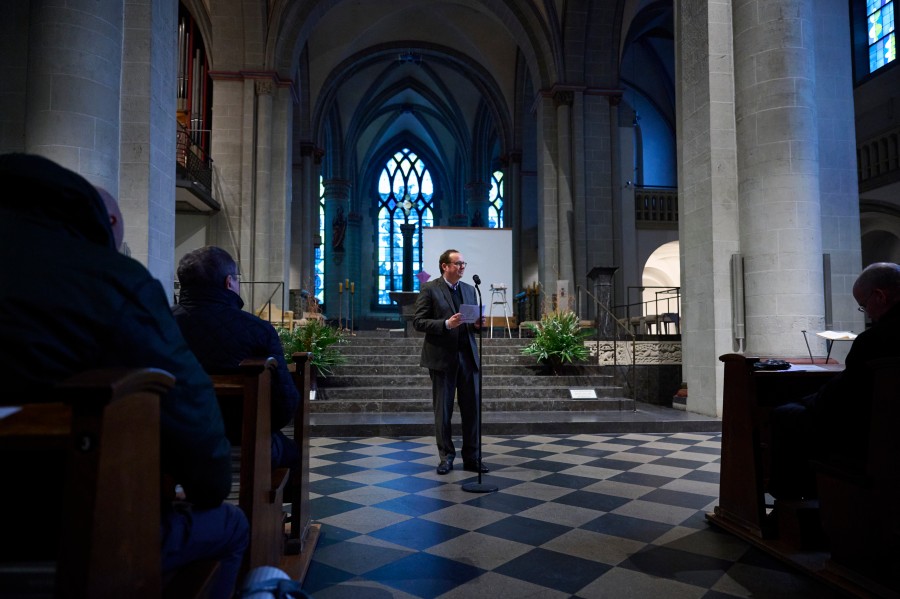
[[816, 330, 857, 341], [459, 304, 484, 323]]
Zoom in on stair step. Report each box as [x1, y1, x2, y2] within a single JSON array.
[[309, 397, 634, 413], [307, 407, 721, 437]]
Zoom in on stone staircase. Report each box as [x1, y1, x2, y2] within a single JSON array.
[[308, 331, 720, 436]]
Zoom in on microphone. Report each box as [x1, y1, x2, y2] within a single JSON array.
[[472, 274, 481, 286]]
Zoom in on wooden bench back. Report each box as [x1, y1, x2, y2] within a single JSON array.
[[210, 357, 284, 572], [0, 368, 173, 598]]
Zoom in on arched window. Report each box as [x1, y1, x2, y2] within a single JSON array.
[[315, 177, 325, 302], [867, 0, 896, 72], [489, 170, 504, 228], [376, 149, 435, 305]]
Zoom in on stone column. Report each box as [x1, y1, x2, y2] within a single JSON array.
[[733, 0, 824, 356], [674, 0, 741, 417], [504, 151, 522, 292], [323, 178, 351, 312], [555, 90, 576, 287], [25, 0, 123, 188], [814, 0, 863, 338], [536, 93, 559, 303], [400, 223, 416, 290], [252, 79, 274, 302], [465, 181, 490, 227], [291, 142, 317, 294]]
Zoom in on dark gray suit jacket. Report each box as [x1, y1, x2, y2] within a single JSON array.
[[413, 277, 480, 372]]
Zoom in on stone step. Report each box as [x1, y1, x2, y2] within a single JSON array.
[[318, 372, 615, 388], [326, 363, 613, 376], [305, 405, 721, 437], [315, 384, 621, 400], [309, 396, 633, 413], [327, 354, 554, 367], [336, 344, 535, 357]]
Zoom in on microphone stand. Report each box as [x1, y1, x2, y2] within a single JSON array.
[[462, 276, 497, 494]]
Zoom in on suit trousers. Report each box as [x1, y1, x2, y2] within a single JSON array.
[[429, 348, 480, 463]]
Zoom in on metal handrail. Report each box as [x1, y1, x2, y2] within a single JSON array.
[[580, 285, 637, 409]]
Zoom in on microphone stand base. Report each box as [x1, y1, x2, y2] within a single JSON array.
[[462, 481, 498, 494]]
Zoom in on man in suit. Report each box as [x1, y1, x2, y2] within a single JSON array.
[[413, 249, 489, 475]]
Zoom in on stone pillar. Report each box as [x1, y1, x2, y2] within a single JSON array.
[[465, 181, 490, 227], [536, 93, 559, 301], [25, 0, 123, 188], [252, 79, 274, 301], [0, 1, 30, 154], [675, 0, 741, 417], [555, 90, 576, 286], [323, 178, 351, 312], [733, 0, 824, 356], [290, 143, 321, 296], [400, 223, 416, 291], [504, 151, 522, 291], [121, 0, 178, 292], [814, 0, 864, 337]]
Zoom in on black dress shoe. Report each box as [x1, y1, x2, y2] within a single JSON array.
[[463, 461, 489, 473], [436, 460, 453, 475]]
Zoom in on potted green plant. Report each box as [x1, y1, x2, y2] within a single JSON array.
[[277, 318, 346, 378], [521, 310, 591, 374]]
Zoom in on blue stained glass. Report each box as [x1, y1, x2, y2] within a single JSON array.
[[868, 2, 896, 72], [869, 0, 888, 16], [375, 148, 437, 304], [315, 177, 325, 302]]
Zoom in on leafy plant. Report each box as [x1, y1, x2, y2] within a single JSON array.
[[522, 310, 591, 374], [277, 318, 346, 377]]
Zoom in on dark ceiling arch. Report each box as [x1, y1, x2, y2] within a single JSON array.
[[311, 42, 512, 157], [341, 75, 472, 169], [266, 0, 557, 92]]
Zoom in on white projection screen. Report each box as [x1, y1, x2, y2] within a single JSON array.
[[421, 227, 513, 309]]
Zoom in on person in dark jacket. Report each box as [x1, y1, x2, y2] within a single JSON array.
[[768, 262, 900, 499], [0, 153, 248, 598], [172, 246, 301, 469]]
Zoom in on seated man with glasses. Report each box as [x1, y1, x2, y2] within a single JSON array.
[[768, 262, 900, 499], [173, 246, 300, 470]]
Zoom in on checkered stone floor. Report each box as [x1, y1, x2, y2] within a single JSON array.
[[300, 433, 844, 599]]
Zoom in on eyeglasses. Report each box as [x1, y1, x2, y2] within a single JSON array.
[[231, 273, 242, 281], [452, 261, 467, 268], [857, 291, 873, 313]]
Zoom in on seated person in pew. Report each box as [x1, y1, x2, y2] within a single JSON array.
[[768, 262, 900, 499], [173, 246, 301, 470], [0, 154, 248, 598]]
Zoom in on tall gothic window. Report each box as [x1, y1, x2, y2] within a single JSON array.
[[868, 0, 896, 72], [488, 170, 504, 228], [376, 149, 435, 305], [315, 177, 325, 302]]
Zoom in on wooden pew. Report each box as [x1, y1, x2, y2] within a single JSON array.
[[210, 357, 288, 573], [282, 352, 321, 581], [815, 356, 900, 596], [708, 353, 900, 597], [0, 368, 216, 598], [709, 354, 842, 540]]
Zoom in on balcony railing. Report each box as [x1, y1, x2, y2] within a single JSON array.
[[635, 186, 678, 228]]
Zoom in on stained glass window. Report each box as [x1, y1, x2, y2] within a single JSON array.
[[488, 170, 504, 228], [315, 176, 325, 302], [376, 149, 435, 305], [868, 0, 896, 72]]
